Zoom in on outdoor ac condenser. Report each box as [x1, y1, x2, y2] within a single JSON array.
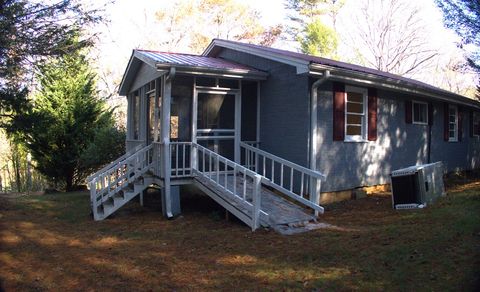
[[390, 162, 446, 210]]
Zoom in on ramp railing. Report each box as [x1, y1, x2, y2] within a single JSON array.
[[240, 142, 325, 214]]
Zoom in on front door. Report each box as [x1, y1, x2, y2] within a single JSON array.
[[195, 91, 239, 161]]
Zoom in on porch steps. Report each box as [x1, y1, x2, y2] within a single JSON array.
[[193, 174, 316, 231], [94, 176, 154, 220]]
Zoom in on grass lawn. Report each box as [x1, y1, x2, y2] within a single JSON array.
[[1, 180, 479, 291]]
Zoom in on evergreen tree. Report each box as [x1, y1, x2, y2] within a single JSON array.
[[298, 19, 338, 58], [21, 52, 123, 191], [435, 0, 480, 71], [435, 0, 480, 99], [285, 0, 344, 57], [0, 0, 104, 131]]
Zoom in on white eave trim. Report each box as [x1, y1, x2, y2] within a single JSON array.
[[309, 64, 480, 110], [203, 39, 310, 74], [155, 63, 268, 80]]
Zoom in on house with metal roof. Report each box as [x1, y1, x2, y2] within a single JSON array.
[[88, 39, 480, 231]]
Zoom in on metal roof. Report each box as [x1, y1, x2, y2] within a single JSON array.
[[204, 39, 480, 109], [136, 49, 265, 73], [119, 49, 268, 95]]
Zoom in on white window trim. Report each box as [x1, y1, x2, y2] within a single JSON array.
[[412, 100, 428, 125], [344, 85, 368, 142], [448, 105, 458, 142]]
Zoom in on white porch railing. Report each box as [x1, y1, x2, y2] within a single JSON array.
[[152, 141, 193, 178], [240, 142, 326, 214], [170, 142, 193, 178], [192, 142, 265, 230], [89, 144, 154, 215]]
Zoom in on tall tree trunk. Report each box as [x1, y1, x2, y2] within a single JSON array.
[[65, 170, 74, 192], [26, 153, 32, 193], [11, 145, 22, 192]]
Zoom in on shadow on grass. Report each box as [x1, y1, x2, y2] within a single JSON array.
[[0, 185, 479, 291]]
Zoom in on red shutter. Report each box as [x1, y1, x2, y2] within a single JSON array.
[[470, 110, 474, 137], [458, 106, 463, 141], [428, 102, 434, 126], [368, 88, 377, 141], [333, 82, 345, 141], [444, 103, 449, 141], [405, 100, 412, 124]]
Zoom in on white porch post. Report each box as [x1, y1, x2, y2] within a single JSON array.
[[153, 78, 161, 143], [162, 69, 174, 218], [191, 77, 198, 170], [234, 90, 242, 164]]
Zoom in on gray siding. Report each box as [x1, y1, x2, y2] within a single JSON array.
[[316, 81, 480, 192], [218, 49, 310, 167], [129, 63, 163, 94]]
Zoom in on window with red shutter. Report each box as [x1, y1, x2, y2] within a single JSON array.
[[345, 85, 367, 141], [333, 83, 377, 142], [445, 104, 459, 142]]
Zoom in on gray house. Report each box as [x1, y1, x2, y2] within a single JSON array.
[[88, 39, 480, 231]]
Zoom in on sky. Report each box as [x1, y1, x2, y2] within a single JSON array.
[[87, 0, 476, 99]]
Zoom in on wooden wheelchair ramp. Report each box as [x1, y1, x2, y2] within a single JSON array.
[[192, 172, 317, 233], [187, 142, 326, 233]]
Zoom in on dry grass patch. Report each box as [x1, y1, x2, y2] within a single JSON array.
[[0, 180, 479, 291]]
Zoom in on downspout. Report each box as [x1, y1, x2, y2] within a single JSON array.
[[309, 70, 330, 215], [427, 122, 432, 164], [309, 70, 330, 173]]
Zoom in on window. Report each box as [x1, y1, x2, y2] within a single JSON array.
[[474, 112, 480, 137], [412, 101, 428, 124], [448, 105, 458, 141], [345, 86, 367, 141]]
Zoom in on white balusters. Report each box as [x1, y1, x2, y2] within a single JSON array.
[[239, 142, 325, 214]]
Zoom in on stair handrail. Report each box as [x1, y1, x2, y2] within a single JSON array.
[[90, 143, 155, 221], [240, 142, 326, 214], [89, 143, 154, 207], [87, 143, 144, 183]]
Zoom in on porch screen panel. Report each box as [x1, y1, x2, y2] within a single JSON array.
[[171, 76, 193, 141], [241, 81, 258, 142], [197, 93, 235, 129], [147, 92, 155, 142]]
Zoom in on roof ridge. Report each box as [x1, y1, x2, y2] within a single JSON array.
[[135, 49, 204, 57]]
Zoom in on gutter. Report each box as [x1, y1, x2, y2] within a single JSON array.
[[309, 64, 480, 110], [309, 70, 330, 174], [156, 63, 268, 80]]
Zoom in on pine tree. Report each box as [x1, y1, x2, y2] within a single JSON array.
[[0, 0, 104, 131], [22, 52, 122, 191]]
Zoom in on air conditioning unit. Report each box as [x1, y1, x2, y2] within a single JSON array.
[[390, 162, 446, 210]]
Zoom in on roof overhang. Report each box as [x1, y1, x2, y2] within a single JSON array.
[[118, 50, 160, 96], [119, 49, 268, 96], [309, 63, 480, 110]]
